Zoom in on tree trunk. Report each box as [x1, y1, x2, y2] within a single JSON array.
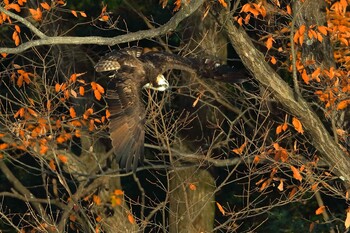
[[220, 12, 350, 184], [169, 4, 228, 232]]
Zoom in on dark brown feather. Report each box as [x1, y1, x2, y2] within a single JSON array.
[[106, 77, 145, 171]]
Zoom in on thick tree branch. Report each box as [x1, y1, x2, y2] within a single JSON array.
[[0, 0, 205, 54], [222, 18, 350, 183]]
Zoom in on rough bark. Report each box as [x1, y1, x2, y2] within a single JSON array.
[[168, 4, 227, 233], [221, 16, 350, 184]]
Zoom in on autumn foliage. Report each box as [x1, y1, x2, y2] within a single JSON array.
[[0, 0, 350, 232]]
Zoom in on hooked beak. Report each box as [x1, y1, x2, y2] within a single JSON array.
[[143, 74, 169, 91]]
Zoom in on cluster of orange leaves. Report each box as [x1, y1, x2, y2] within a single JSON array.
[[1, 0, 87, 48], [1, 71, 110, 171], [236, 1, 350, 114]]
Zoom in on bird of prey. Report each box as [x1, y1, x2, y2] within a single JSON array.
[[95, 47, 246, 171]]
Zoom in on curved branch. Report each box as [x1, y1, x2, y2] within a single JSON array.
[[0, 0, 205, 54]]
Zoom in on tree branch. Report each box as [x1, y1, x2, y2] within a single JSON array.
[[0, 0, 205, 54], [221, 16, 350, 183]]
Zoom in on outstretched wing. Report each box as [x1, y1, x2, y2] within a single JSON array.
[[140, 51, 197, 75], [106, 77, 145, 171], [95, 48, 146, 172], [140, 51, 247, 83]]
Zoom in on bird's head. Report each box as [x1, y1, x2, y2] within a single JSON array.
[[143, 74, 169, 91]]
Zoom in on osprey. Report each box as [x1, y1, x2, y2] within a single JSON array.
[[95, 47, 246, 171]]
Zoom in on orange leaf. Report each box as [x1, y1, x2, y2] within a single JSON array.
[[311, 183, 318, 191], [189, 183, 196, 191], [114, 189, 124, 195], [317, 26, 328, 35], [40, 2, 51, 10], [99, 15, 109, 21], [91, 81, 97, 90], [237, 17, 243, 26], [276, 125, 283, 134], [346, 209, 350, 229], [58, 154, 68, 163], [315, 206, 325, 215], [1, 53, 7, 58], [15, 25, 21, 33], [270, 56, 277, 64], [95, 215, 102, 222], [93, 195, 101, 205], [0, 143, 9, 150], [79, 86, 85, 96], [94, 89, 102, 101], [289, 187, 297, 199], [253, 155, 260, 164], [232, 140, 247, 155], [6, 3, 21, 12], [69, 107, 76, 118], [127, 213, 135, 224], [56, 135, 66, 144], [282, 122, 288, 131], [292, 117, 304, 134], [337, 100, 350, 110], [18, 0, 26, 6], [29, 8, 42, 21], [111, 196, 122, 207], [106, 109, 111, 119], [96, 83, 104, 94], [49, 159, 56, 171], [317, 32, 323, 43], [277, 179, 283, 191], [265, 36, 275, 50], [83, 108, 93, 119], [40, 144, 48, 155], [290, 165, 302, 182], [286, 4, 292, 14], [71, 10, 78, 17], [218, 0, 227, 8], [80, 11, 87, 17], [244, 14, 251, 24], [299, 34, 304, 46], [55, 83, 61, 92], [27, 108, 38, 117], [70, 73, 77, 83], [216, 202, 225, 215], [293, 32, 299, 44]]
